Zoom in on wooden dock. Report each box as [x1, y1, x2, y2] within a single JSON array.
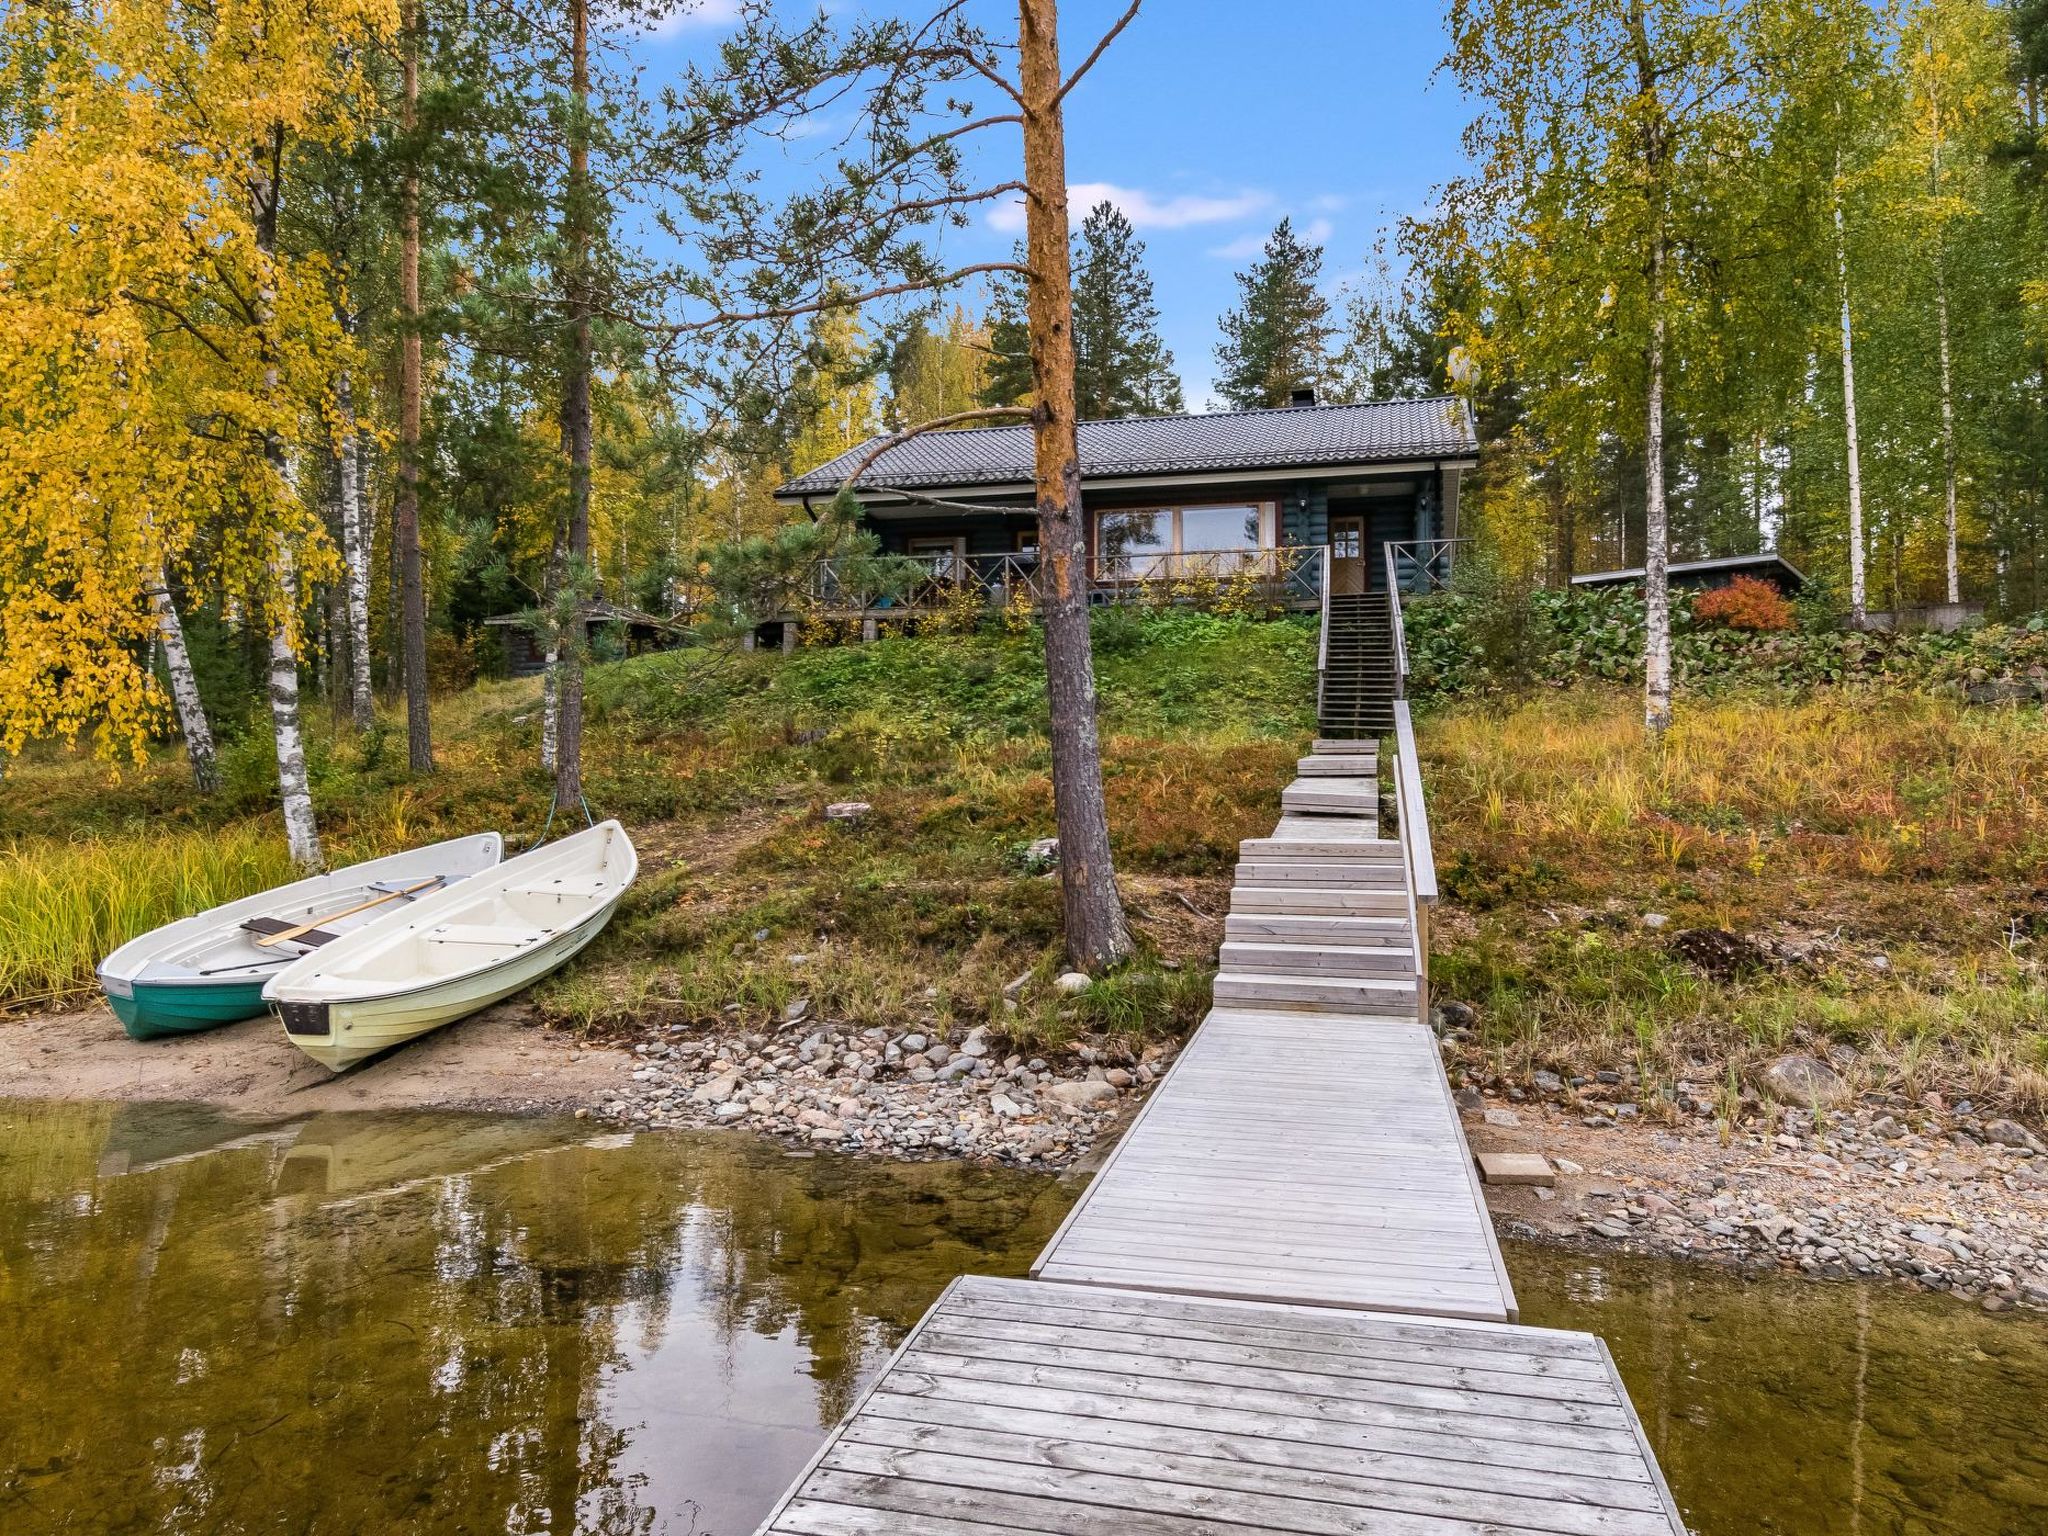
[[749, 734, 1688, 1535], [1030, 1011, 1516, 1322], [752, 1276, 1688, 1536]]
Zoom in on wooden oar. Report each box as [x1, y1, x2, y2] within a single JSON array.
[[251, 876, 444, 949]]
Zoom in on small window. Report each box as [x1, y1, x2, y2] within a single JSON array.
[[906, 537, 965, 580]]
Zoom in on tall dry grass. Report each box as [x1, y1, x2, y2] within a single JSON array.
[[1424, 690, 2048, 882], [0, 827, 297, 1009]]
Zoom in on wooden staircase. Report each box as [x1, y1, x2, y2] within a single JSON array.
[[1212, 739, 1420, 1019], [1318, 590, 1398, 738]]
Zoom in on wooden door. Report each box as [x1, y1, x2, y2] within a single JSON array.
[[1330, 515, 1366, 595]]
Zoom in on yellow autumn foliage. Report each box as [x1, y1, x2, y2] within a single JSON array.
[[0, 0, 396, 760]]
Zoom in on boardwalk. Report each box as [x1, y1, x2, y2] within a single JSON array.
[[749, 716, 1688, 1533], [1031, 1011, 1516, 1321]]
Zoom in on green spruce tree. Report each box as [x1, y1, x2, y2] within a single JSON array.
[[1213, 217, 1334, 409], [1071, 201, 1183, 417]]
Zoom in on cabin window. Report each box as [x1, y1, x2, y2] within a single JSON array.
[[906, 536, 966, 579], [1094, 503, 1271, 576]]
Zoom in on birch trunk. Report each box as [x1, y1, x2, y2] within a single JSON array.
[[1631, 0, 1671, 736], [554, 0, 593, 810], [151, 577, 219, 794], [336, 367, 375, 730], [1643, 233, 1672, 735], [397, 0, 434, 771], [251, 126, 322, 868], [1937, 263, 1960, 604], [268, 542, 323, 870], [1019, 0, 1132, 968], [1833, 154, 1868, 624], [1930, 80, 1961, 606]]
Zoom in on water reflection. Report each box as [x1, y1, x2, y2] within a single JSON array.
[[6, 1104, 2046, 1536], [1509, 1241, 2048, 1536], [1, 1102, 1069, 1535]]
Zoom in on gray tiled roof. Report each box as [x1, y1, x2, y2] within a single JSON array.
[[776, 396, 1477, 498]]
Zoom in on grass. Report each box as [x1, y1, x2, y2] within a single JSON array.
[[0, 827, 299, 1009], [0, 611, 1304, 1051], [1422, 688, 2048, 1113]]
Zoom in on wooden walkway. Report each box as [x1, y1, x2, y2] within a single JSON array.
[[749, 736, 1687, 1535], [1030, 1011, 1516, 1321], [753, 1276, 1687, 1536]]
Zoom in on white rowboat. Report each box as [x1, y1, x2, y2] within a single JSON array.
[[265, 820, 637, 1070], [97, 834, 505, 1040]]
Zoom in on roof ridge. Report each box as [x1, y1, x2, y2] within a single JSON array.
[[847, 394, 1468, 446]]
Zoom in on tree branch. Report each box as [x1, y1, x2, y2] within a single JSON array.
[[672, 264, 1031, 334], [1055, 0, 1142, 108], [837, 406, 1032, 494]]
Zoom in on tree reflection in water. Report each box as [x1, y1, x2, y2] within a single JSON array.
[[0, 1101, 1070, 1535]]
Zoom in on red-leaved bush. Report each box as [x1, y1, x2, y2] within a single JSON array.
[[1692, 574, 1794, 631]]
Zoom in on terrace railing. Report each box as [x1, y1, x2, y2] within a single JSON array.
[[1382, 542, 1437, 1014], [808, 544, 1324, 615], [1384, 537, 1467, 596]]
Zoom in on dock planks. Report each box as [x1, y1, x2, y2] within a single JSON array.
[[753, 1275, 1688, 1536], [1031, 1010, 1517, 1321]]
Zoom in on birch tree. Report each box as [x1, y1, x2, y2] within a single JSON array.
[[1434, 0, 1763, 732]]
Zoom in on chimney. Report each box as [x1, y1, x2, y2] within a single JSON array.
[[1288, 386, 1318, 408]]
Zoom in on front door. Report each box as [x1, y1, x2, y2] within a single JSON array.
[[1330, 515, 1366, 595]]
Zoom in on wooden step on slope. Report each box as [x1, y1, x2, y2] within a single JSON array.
[[1268, 813, 1378, 842], [1279, 778, 1376, 815], [1223, 910, 1412, 943], [1233, 860, 1406, 888], [1238, 835, 1402, 860], [1212, 969, 1419, 1016], [1295, 754, 1377, 777], [1312, 737, 1380, 754], [1218, 939, 1414, 976], [1229, 884, 1410, 916]]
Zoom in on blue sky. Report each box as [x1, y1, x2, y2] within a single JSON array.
[[634, 3, 1469, 407]]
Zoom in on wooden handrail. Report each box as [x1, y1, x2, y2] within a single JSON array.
[[1392, 702, 1437, 908], [1315, 544, 1331, 723]]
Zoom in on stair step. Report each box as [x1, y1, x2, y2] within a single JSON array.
[[1224, 912, 1413, 943], [1270, 815, 1380, 841], [1229, 885, 1411, 916], [1238, 837, 1403, 860], [1311, 739, 1377, 754], [1219, 941, 1415, 976], [1296, 755, 1376, 777], [1212, 970, 1418, 1016], [1280, 782, 1376, 814], [1235, 861, 1406, 888]]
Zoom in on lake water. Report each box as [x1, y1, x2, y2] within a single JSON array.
[[3, 1101, 2044, 1535]]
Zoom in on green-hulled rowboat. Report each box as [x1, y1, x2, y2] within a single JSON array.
[[98, 834, 504, 1040]]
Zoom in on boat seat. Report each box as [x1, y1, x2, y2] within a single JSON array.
[[506, 877, 609, 899], [424, 923, 547, 948]]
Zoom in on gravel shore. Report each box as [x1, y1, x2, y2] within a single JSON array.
[[579, 1007, 1174, 1168], [1459, 1066, 2048, 1313]]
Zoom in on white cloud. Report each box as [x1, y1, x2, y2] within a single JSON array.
[[648, 0, 743, 36], [989, 182, 1271, 234], [1208, 214, 1334, 262]]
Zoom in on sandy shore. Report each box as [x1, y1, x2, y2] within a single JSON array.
[[0, 1000, 627, 1118]]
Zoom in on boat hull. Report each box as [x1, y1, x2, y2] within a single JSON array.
[[104, 978, 269, 1040], [276, 898, 622, 1071]]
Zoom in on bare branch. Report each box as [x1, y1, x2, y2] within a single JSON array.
[[1054, 0, 1142, 108], [837, 406, 1033, 494], [672, 263, 1030, 335]]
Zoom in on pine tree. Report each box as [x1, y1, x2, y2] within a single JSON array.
[[1071, 202, 1183, 417], [978, 249, 1036, 409], [1213, 217, 1334, 409]]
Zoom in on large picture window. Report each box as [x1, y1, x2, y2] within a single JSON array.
[[1094, 503, 1270, 578]]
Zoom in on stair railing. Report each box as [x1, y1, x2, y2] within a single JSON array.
[[1381, 545, 1436, 1016], [1314, 543, 1331, 726]]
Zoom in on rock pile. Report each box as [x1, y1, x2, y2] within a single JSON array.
[[583, 1013, 1169, 1167]]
